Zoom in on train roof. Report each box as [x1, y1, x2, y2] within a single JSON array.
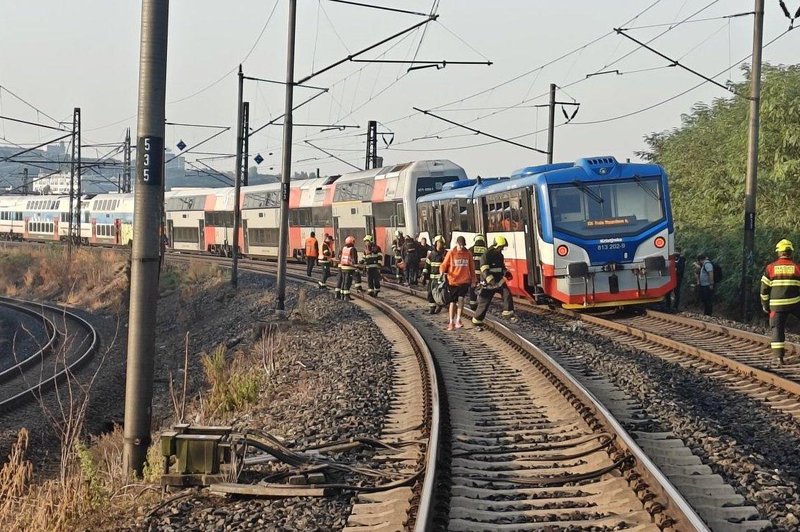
[[335, 159, 465, 184], [415, 177, 508, 203], [478, 156, 666, 196]]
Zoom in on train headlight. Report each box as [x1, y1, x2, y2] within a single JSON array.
[[556, 244, 569, 257], [654, 236, 666, 249]]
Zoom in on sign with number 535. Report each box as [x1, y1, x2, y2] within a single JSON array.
[[136, 136, 164, 187]]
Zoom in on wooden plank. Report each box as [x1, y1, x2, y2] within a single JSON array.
[[208, 482, 327, 497]]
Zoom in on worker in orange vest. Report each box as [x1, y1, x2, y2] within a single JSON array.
[[305, 231, 319, 277]]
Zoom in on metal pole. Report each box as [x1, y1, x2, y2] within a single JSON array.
[[123, 0, 169, 476], [547, 83, 556, 164], [275, 0, 298, 311], [75, 108, 81, 245], [68, 110, 77, 257], [123, 128, 132, 193], [242, 102, 250, 187], [232, 66, 244, 287], [366, 120, 377, 169], [22, 167, 28, 195], [741, 0, 764, 321]]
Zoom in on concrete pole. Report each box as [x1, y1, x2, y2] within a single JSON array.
[[232, 66, 244, 287], [547, 83, 556, 164], [123, 0, 169, 476], [275, 0, 298, 311], [741, 0, 764, 321]]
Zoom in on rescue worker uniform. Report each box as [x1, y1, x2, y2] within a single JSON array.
[[305, 234, 319, 277], [422, 241, 446, 313], [472, 238, 516, 327], [336, 241, 358, 300], [391, 232, 405, 283], [362, 237, 382, 296], [468, 235, 487, 310], [403, 237, 420, 285], [318, 237, 333, 288], [760, 239, 800, 364]]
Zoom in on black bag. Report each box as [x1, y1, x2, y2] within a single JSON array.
[[431, 276, 452, 306], [712, 261, 722, 283]]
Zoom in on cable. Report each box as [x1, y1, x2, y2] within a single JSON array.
[[0, 85, 62, 125]]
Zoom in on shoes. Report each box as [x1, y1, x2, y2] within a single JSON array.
[[434, 306, 443, 314], [447, 323, 454, 331], [455, 321, 463, 329], [508, 316, 519, 324], [428, 307, 437, 314]]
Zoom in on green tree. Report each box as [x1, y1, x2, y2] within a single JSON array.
[[639, 64, 800, 317]]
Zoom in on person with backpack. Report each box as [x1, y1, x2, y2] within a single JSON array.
[[760, 239, 800, 365], [695, 253, 715, 316]]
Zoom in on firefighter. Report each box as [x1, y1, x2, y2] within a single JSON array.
[[391, 231, 405, 283], [403, 235, 420, 285], [305, 231, 319, 277], [363, 235, 382, 296], [472, 235, 517, 329], [468, 234, 487, 310], [336, 236, 358, 301], [318, 234, 334, 289], [760, 239, 800, 365], [422, 235, 446, 314]]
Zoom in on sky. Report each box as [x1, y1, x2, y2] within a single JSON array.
[[0, 0, 798, 178]]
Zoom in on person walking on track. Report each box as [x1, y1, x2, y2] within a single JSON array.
[[468, 234, 487, 310], [362, 235, 382, 297], [318, 234, 334, 289], [440, 235, 476, 331], [761, 239, 800, 365], [392, 231, 405, 284], [403, 235, 420, 285], [305, 231, 319, 277], [336, 236, 358, 301], [695, 254, 715, 315], [472, 235, 517, 329], [422, 235, 447, 314]]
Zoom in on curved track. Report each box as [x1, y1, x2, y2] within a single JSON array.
[[0, 296, 98, 412], [168, 254, 706, 530], [0, 299, 57, 376]]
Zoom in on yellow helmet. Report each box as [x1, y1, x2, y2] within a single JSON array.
[[433, 235, 445, 244], [493, 235, 508, 247], [363, 235, 373, 242], [474, 234, 486, 244], [776, 239, 794, 253]]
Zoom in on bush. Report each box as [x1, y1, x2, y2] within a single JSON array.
[[201, 345, 263, 417]]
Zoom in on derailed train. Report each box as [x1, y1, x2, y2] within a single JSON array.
[[0, 156, 676, 308]]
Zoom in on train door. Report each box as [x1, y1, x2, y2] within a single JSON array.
[[198, 220, 205, 251], [521, 187, 542, 293], [365, 215, 376, 238], [333, 216, 341, 251], [167, 219, 174, 248], [242, 219, 249, 254]]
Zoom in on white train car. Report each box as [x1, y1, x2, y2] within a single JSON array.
[[240, 183, 282, 258], [0, 195, 26, 240], [165, 188, 215, 253]]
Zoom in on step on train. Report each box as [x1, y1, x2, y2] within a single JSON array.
[[0, 156, 676, 308]]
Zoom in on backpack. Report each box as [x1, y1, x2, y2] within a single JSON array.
[[431, 276, 452, 307], [707, 260, 722, 283]]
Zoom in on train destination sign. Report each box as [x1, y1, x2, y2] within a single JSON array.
[[586, 217, 630, 228]]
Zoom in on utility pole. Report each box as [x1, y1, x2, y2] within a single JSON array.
[[123, 128, 132, 193], [123, 0, 169, 476], [365, 120, 378, 169], [68, 107, 81, 253], [275, 0, 298, 311], [741, 0, 765, 322], [547, 83, 556, 164], [242, 102, 250, 187], [22, 168, 28, 195], [75, 108, 81, 244], [232, 66, 244, 287]]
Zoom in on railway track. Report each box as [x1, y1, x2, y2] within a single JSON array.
[[169, 254, 706, 530], [0, 296, 98, 412]]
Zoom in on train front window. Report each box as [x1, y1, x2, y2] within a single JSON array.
[[416, 176, 459, 199], [549, 176, 664, 238]]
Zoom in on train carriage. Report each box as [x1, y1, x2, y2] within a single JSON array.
[[83, 193, 135, 246], [165, 189, 213, 253], [240, 183, 282, 258], [417, 156, 676, 309], [0, 195, 26, 240]]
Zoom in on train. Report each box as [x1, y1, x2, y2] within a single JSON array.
[[416, 156, 676, 309], [0, 160, 468, 265], [0, 155, 676, 309]]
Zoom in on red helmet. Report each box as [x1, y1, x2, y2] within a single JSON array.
[[345, 236, 355, 246]]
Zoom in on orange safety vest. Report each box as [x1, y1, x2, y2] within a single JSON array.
[[305, 237, 319, 258], [339, 246, 355, 267]]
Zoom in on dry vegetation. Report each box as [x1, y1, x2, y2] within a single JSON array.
[[0, 246, 128, 312]]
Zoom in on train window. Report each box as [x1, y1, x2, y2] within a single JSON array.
[[166, 195, 206, 211], [415, 176, 459, 199], [396, 203, 405, 226], [418, 205, 431, 235], [243, 191, 279, 209], [173, 227, 200, 243], [333, 180, 374, 202], [372, 202, 399, 226], [205, 211, 234, 226], [289, 208, 312, 226], [311, 206, 332, 226], [248, 228, 279, 246]]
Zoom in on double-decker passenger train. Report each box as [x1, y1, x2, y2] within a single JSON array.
[[416, 156, 676, 309], [0, 159, 468, 266]]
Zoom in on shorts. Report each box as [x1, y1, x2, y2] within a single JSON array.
[[449, 284, 469, 299]]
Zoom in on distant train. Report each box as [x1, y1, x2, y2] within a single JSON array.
[[0, 159, 468, 265], [416, 156, 676, 309]]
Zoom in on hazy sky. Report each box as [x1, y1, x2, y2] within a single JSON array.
[[0, 0, 797, 177]]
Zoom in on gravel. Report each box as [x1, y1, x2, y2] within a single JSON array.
[[515, 310, 800, 530]]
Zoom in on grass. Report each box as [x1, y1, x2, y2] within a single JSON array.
[[201, 345, 264, 419]]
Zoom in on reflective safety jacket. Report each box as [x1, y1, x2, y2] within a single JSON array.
[[760, 257, 800, 311], [469, 243, 487, 275], [391, 237, 404, 259], [423, 248, 446, 280], [305, 237, 319, 258], [339, 245, 357, 270], [363, 243, 383, 269], [319, 242, 333, 265], [480, 246, 507, 286]]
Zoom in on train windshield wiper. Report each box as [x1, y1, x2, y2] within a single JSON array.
[[570, 180, 604, 204], [633, 175, 660, 201]]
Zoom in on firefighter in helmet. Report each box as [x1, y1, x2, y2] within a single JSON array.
[[422, 235, 446, 314], [761, 238, 800, 365], [472, 235, 517, 328], [336, 236, 358, 300]]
